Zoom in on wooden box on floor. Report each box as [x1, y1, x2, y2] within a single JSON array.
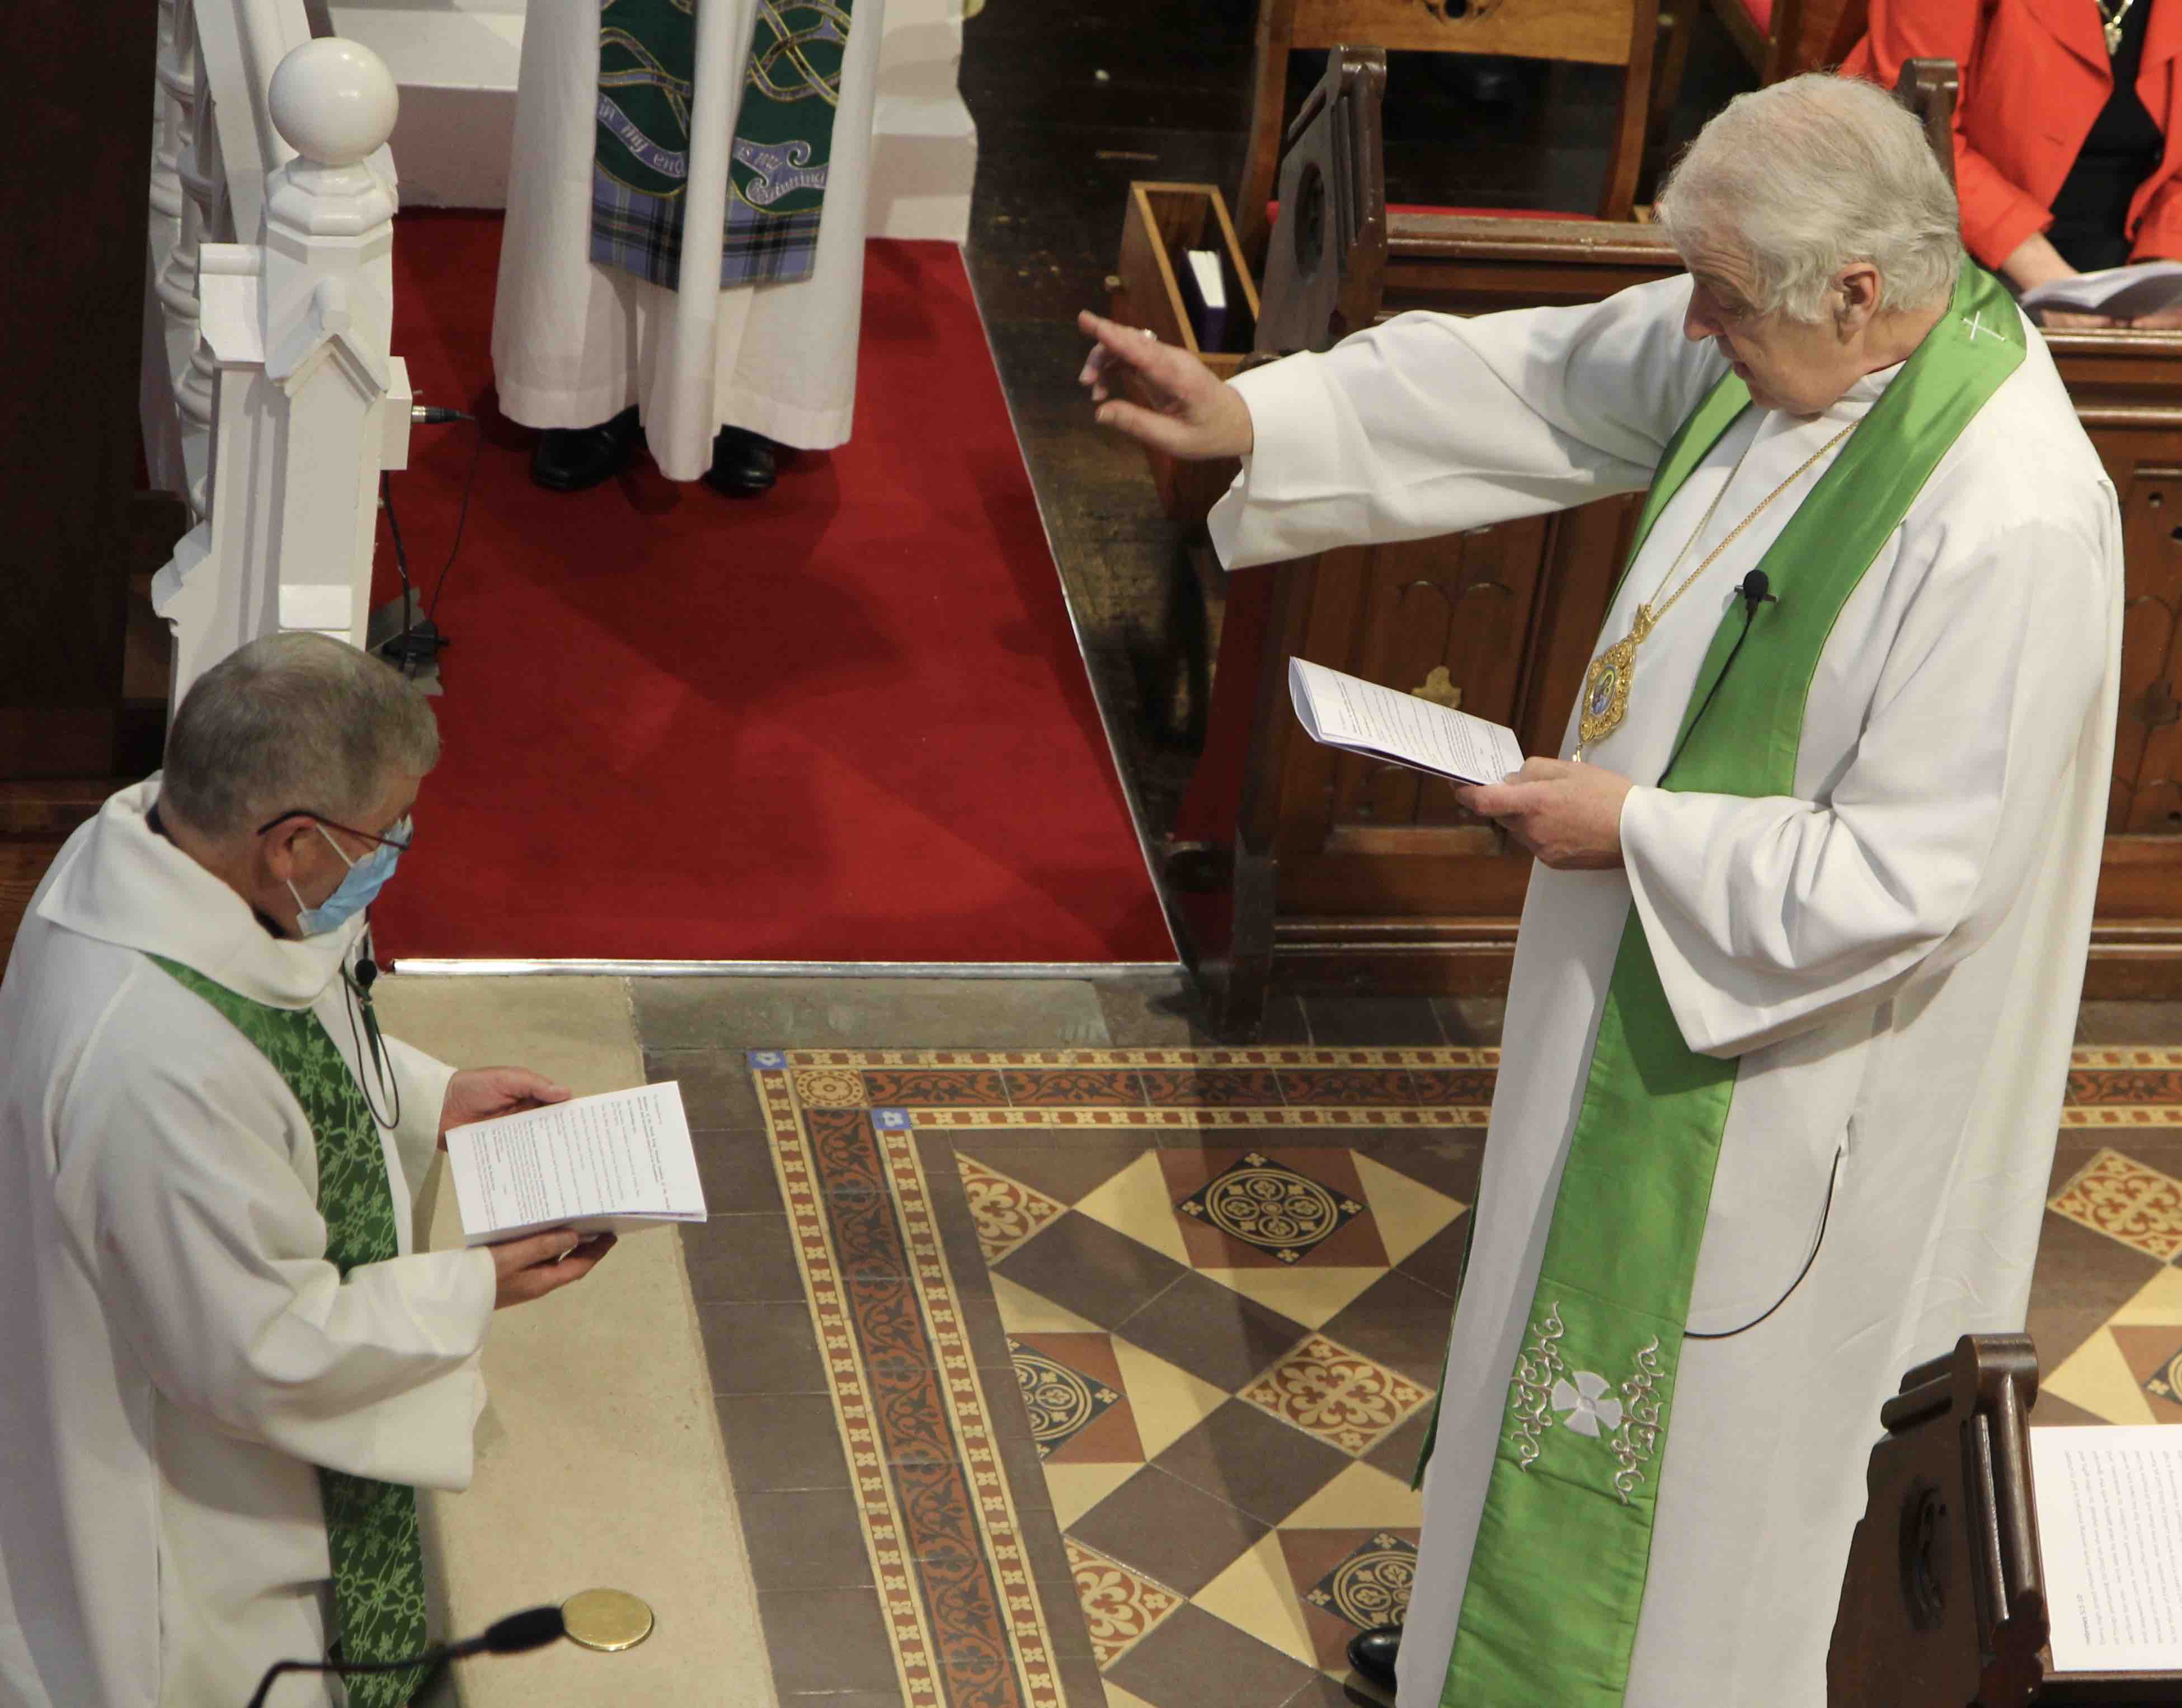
[[1108, 182, 1261, 526], [1180, 50, 2182, 1032], [1826, 1334, 2177, 1707]]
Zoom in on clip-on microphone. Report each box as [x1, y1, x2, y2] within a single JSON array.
[[1657, 571, 1781, 784]]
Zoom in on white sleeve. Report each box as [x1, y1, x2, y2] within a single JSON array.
[[61, 992, 496, 1491], [1208, 275, 1727, 569], [1617, 500, 2119, 1058], [381, 1032, 455, 1202]]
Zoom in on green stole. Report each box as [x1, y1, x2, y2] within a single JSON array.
[[150, 956, 432, 1708], [590, 0, 856, 292], [1437, 265, 2025, 1706]]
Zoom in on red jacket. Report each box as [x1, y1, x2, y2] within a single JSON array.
[[1844, 0, 2182, 269]]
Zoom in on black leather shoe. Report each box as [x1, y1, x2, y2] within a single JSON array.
[[531, 407, 639, 492], [1347, 1624, 1401, 1692], [704, 425, 779, 498]]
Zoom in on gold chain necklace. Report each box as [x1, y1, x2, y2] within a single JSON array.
[[2097, 0, 2140, 53], [1576, 419, 1855, 758]]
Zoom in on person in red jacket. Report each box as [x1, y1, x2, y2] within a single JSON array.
[[1845, 0, 2182, 326]]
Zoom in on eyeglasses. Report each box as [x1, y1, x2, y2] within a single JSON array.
[[255, 808, 415, 853]]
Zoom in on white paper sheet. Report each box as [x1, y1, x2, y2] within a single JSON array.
[[2031, 1425, 2182, 1673], [445, 1081, 708, 1245], [2020, 260, 2182, 320], [1288, 657, 1525, 786]]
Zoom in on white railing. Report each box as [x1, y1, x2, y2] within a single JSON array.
[[144, 1, 412, 709]]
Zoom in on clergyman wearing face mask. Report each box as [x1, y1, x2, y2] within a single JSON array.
[[0, 632, 615, 1708]]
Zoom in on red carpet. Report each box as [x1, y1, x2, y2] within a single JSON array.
[[369, 214, 1172, 964]]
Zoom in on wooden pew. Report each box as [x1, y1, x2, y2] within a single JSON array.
[[1180, 51, 2182, 1034]]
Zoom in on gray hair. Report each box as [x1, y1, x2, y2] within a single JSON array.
[[160, 632, 439, 839], [1655, 73, 1962, 322]]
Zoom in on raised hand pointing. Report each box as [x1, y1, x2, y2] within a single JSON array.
[[1076, 310, 1256, 460]]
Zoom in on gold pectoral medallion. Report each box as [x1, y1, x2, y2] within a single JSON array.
[[1578, 605, 1651, 750]]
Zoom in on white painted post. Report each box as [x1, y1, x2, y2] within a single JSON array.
[[153, 36, 410, 711]]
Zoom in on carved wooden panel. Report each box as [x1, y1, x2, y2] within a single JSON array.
[[1323, 521, 1548, 836], [1291, 0, 1638, 66], [2112, 468, 2182, 835]]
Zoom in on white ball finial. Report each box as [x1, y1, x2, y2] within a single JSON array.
[[269, 38, 398, 168]]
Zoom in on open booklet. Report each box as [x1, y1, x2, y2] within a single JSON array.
[[444, 1081, 708, 1245], [1288, 657, 1524, 785], [2032, 1425, 2182, 1673], [2020, 260, 2182, 321]]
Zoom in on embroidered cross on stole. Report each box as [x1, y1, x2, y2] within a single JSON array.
[[1434, 265, 2026, 1706], [151, 956, 433, 1708], [591, 0, 858, 292]]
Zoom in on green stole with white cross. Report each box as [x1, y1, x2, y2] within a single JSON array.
[[149, 955, 433, 1708], [1437, 264, 2025, 1706]]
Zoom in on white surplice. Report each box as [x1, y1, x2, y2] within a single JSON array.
[[1212, 276, 2123, 1707], [492, 0, 886, 473], [0, 782, 496, 1708]]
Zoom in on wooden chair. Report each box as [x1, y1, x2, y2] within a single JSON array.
[[1647, 0, 1868, 152], [1697, 0, 1865, 84], [1233, 0, 1663, 272]]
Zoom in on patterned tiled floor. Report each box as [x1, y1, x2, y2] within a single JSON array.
[[727, 1042, 2182, 1708]]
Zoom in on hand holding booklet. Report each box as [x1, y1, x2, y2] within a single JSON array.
[[445, 1081, 708, 1245], [1288, 657, 1524, 785]]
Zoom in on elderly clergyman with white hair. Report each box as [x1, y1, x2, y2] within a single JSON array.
[[1081, 74, 2121, 1706], [0, 633, 615, 1707]]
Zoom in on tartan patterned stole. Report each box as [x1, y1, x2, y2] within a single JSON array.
[[149, 956, 433, 1708], [591, 0, 857, 292]]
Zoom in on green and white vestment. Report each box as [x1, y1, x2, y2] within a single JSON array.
[[1214, 273, 2122, 1706]]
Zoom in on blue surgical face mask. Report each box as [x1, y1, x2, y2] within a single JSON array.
[[288, 818, 407, 938]]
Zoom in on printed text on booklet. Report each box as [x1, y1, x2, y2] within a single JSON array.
[[1288, 657, 1524, 787], [445, 1081, 708, 1244]]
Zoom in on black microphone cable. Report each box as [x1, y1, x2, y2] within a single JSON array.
[[342, 920, 400, 1132], [245, 1604, 566, 1707], [1654, 570, 1777, 787], [377, 404, 482, 678]]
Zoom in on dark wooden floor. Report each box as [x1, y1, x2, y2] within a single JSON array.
[[954, 4, 1760, 848]]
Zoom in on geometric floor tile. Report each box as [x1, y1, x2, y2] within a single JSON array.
[[2112, 1324, 2182, 1420], [1236, 1334, 1435, 1456], [1075, 1147, 1463, 1331], [1192, 1531, 1324, 1668], [1170, 1150, 1376, 1267], [1012, 1332, 1140, 1461], [745, 1044, 2181, 1708], [2049, 1146, 2182, 1262], [1294, 1528, 1419, 1655], [1278, 1461, 1427, 1532], [963, 1154, 1069, 1262], [2045, 1267, 2182, 1424], [1067, 1536, 1186, 1668]]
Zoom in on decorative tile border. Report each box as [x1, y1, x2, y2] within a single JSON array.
[[891, 1107, 1487, 1130], [768, 1048, 1504, 1070], [769, 1047, 2182, 1131], [759, 1066, 1066, 1708]]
